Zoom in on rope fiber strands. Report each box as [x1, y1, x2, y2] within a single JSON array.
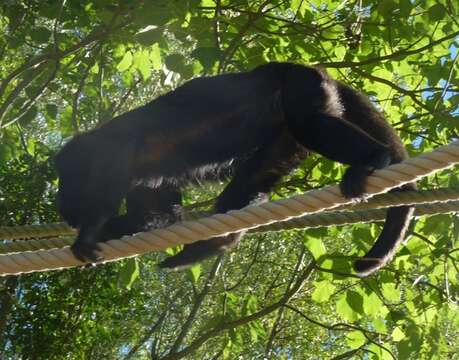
[[0, 140, 458, 276], [2, 187, 459, 241], [0, 201, 457, 255]]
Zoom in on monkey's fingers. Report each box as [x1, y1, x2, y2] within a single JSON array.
[[71, 242, 103, 263]]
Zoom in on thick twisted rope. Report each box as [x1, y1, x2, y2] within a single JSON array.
[[2, 187, 458, 241], [258, 200, 459, 232], [0, 141, 458, 276], [0, 223, 74, 241], [1, 200, 457, 255]]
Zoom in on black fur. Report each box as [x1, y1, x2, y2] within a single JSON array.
[[55, 62, 415, 276]]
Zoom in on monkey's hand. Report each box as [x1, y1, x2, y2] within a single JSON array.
[[71, 241, 103, 263], [71, 224, 104, 262]]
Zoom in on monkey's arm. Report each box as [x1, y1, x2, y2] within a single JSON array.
[[98, 185, 182, 241], [159, 129, 307, 269]]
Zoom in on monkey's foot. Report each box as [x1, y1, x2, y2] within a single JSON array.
[[71, 242, 103, 263], [341, 148, 391, 199], [340, 165, 373, 199], [159, 233, 242, 270]]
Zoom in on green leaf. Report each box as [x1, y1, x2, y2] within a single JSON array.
[[291, 0, 309, 17], [117, 51, 133, 72], [248, 319, 265, 343], [30, 27, 51, 43], [133, 50, 151, 80], [363, 292, 383, 317], [187, 263, 201, 284], [45, 104, 58, 120], [249, 325, 259, 342], [150, 43, 162, 70], [381, 282, 401, 302], [372, 317, 388, 334], [117, 258, 140, 290], [242, 295, 258, 316], [347, 290, 364, 314], [399, 1, 413, 17], [391, 327, 406, 342], [165, 53, 186, 73], [191, 47, 221, 70], [0, 143, 13, 165], [397, 325, 422, 358], [428, 4, 445, 21], [368, 343, 393, 360], [132, 0, 172, 26], [18, 106, 38, 126], [311, 281, 336, 303], [165, 245, 181, 256], [334, 46, 346, 60], [377, 0, 397, 19], [346, 330, 366, 349], [135, 26, 163, 45], [319, 253, 353, 276], [25, 86, 40, 99], [337, 292, 359, 321], [303, 237, 326, 260], [389, 310, 406, 322], [90, 63, 99, 74]]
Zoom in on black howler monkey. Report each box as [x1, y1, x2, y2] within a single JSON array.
[[55, 62, 415, 276]]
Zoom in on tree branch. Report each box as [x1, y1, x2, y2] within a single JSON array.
[[167, 256, 223, 355], [320, 30, 459, 68], [161, 260, 315, 360]]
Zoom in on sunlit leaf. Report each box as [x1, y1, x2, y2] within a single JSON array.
[[118, 258, 140, 290], [303, 236, 326, 260], [346, 330, 366, 349], [392, 327, 406, 342], [363, 292, 383, 317], [150, 43, 162, 70], [187, 263, 201, 284], [311, 281, 336, 303], [133, 50, 152, 80], [117, 51, 133, 72]]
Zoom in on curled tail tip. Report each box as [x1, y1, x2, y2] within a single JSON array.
[[353, 257, 384, 277]]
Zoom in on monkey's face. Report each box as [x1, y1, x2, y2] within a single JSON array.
[[55, 135, 93, 228]]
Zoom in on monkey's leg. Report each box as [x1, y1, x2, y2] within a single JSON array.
[[333, 82, 416, 274], [288, 113, 391, 198], [159, 130, 307, 270], [285, 94, 415, 275], [280, 66, 391, 198], [99, 184, 182, 241]]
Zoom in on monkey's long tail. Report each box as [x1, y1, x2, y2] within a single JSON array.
[[353, 190, 415, 276]]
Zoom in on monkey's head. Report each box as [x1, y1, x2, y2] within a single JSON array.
[[55, 130, 135, 230]]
